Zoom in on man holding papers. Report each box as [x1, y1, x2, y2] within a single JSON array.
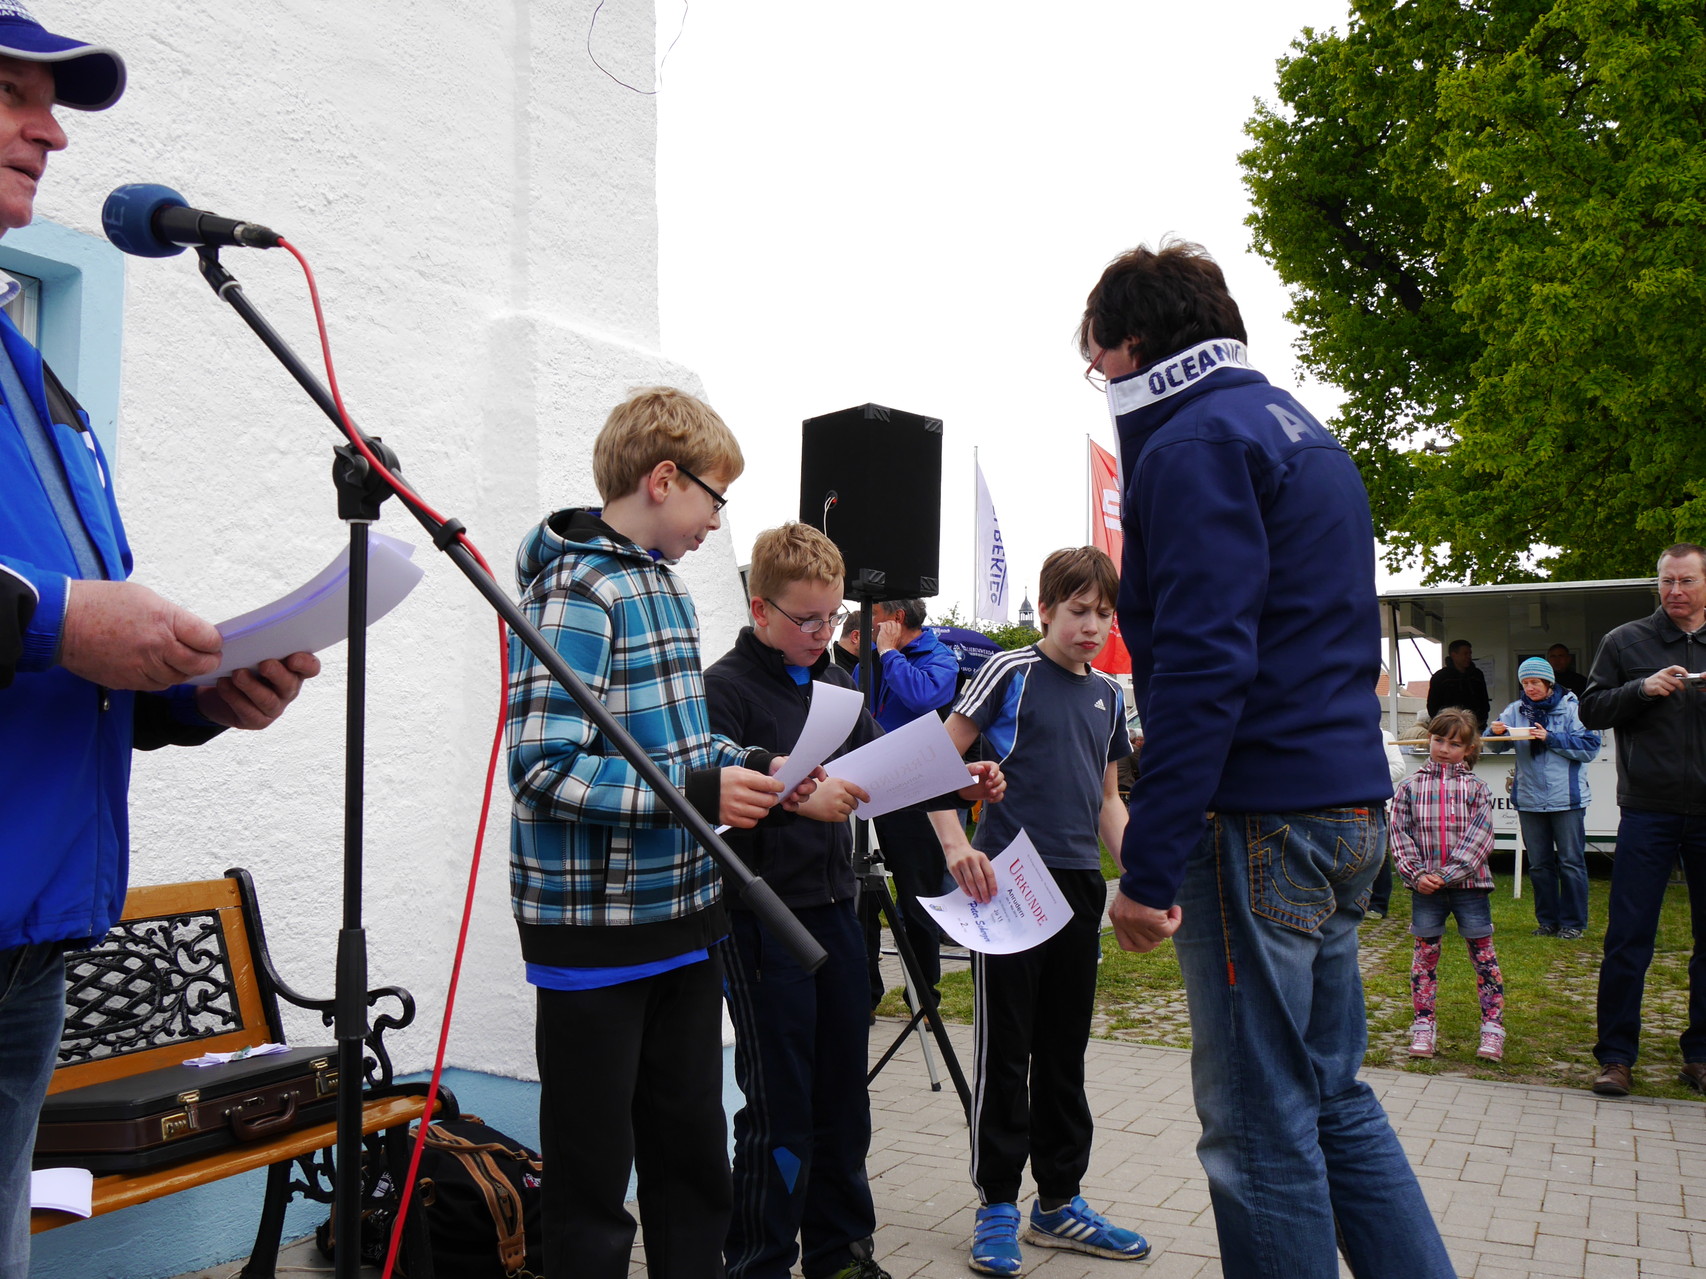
[[0, 11, 317, 1277], [928, 546, 1149, 1275], [706, 523, 1000, 1279]]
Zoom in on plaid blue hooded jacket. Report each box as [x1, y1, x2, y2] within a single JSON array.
[[507, 508, 768, 966]]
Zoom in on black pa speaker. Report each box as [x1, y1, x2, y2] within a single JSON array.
[[800, 403, 942, 601]]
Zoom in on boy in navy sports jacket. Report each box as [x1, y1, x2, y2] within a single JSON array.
[[930, 547, 1150, 1275]]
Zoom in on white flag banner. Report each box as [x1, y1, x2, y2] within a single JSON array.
[[975, 461, 1010, 623]]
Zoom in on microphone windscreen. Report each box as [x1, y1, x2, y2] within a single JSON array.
[[103, 184, 189, 258]]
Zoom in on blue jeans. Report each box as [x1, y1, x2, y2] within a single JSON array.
[[1519, 808, 1588, 931], [0, 943, 67, 1279], [1174, 808, 1454, 1279], [1595, 807, 1706, 1066]]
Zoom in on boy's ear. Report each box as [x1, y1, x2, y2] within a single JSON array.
[[644, 460, 678, 505], [749, 595, 768, 625]]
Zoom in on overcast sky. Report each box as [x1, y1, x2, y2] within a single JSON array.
[[655, 1, 1428, 631]]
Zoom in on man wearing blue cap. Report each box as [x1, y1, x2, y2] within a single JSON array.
[[0, 9, 318, 1273]]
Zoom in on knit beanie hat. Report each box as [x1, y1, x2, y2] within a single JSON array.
[[1518, 656, 1556, 685]]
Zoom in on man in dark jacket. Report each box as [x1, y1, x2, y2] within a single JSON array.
[[1427, 639, 1491, 727], [1547, 643, 1589, 697], [1578, 543, 1706, 1098], [1081, 238, 1452, 1279]]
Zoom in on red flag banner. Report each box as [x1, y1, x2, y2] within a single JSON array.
[[1087, 440, 1130, 675]]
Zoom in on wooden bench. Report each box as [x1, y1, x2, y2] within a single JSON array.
[[30, 868, 456, 1278]]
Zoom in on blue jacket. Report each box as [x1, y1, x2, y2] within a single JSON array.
[[1487, 687, 1600, 811], [1109, 339, 1393, 909], [865, 628, 957, 732], [0, 314, 210, 951], [507, 509, 771, 966]]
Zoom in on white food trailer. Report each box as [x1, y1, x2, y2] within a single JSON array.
[[1378, 576, 1660, 861]]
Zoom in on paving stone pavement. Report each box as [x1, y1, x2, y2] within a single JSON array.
[[856, 1019, 1706, 1279], [199, 1019, 1703, 1279]]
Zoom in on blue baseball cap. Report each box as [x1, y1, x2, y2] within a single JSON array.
[[0, 2, 124, 111]]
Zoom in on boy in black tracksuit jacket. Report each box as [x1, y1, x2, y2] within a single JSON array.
[[706, 524, 1001, 1279]]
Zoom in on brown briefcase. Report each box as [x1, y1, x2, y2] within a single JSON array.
[[33, 1045, 340, 1172]]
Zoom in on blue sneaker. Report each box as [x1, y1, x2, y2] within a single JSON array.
[[970, 1201, 1023, 1275], [1025, 1196, 1151, 1261]]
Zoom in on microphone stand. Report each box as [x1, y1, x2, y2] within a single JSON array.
[[192, 246, 827, 1279]]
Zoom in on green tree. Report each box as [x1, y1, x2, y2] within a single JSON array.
[[984, 622, 1041, 651], [1242, 0, 1706, 583], [928, 605, 1039, 651]]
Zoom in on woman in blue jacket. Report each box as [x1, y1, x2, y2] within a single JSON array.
[[1488, 656, 1603, 939]]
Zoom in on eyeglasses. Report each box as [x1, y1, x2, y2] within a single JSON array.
[[1660, 576, 1702, 590], [1084, 357, 1108, 393], [765, 599, 849, 635], [675, 463, 727, 512]]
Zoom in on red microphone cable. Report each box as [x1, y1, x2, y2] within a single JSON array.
[[277, 238, 512, 1278]]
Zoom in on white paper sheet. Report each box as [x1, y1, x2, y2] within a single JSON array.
[[189, 532, 425, 684], [917, 829, 1071, 955], [714, 680, 867, 834], [183, 1042, 288, 1067], [827, 711, 972, 819], [771, 681, 866, 796], [30, 1167, 93, 1218]]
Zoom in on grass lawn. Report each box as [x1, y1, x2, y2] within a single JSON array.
[[877, 854, 1704, 1102]]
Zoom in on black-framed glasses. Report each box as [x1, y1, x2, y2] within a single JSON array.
[[675, 463, 727, 512], [765, 599, 849, 635]]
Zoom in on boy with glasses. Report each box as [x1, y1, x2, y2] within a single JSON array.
[[508, 388, 817, 1279], [706, 522, 1003, 1279]]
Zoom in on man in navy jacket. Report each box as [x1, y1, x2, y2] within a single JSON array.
[[1079, 240, 1452, 1279], [0, 12, 316, 1275]]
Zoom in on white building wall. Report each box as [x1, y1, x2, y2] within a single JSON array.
[[29, 0, 746, 1081]]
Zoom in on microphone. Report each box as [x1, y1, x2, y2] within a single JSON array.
[[102, 184, 281, 258]]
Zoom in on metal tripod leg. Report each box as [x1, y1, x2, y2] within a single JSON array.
[[860, 864, 971, 1120], [881, 866, 943, 1090]]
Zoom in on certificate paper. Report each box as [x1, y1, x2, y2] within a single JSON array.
[[917, 829, 1070, 955], [715, 680, 865, 834], [770, 681, 865, 797], [828, 711, 973, 819]]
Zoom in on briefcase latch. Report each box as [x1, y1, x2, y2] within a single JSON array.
[[312, 1058, 338, 1097]]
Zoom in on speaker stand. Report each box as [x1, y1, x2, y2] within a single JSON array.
[[851, 599, 971, 1120]]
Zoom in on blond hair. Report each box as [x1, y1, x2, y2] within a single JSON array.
[[591, 386, 745, 502], [748, 522, 845, 601]]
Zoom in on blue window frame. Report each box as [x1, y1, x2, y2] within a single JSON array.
[[0, 218, 125, 461]]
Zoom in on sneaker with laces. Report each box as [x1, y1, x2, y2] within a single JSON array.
[[970, 1202, 1023, 1276], [1025, 1196, 1150, 1261], [1476, 1024, 1505, 1061], [1408, 1020, 1437, 1058], [1531, 924, 1558, 937], [1557, 927, 1585, 940]]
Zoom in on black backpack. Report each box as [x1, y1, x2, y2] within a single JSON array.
[[318, 1115, 545, 1278]]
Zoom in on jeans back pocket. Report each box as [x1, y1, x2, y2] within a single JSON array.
[[1246, 809, 1380, 933]]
